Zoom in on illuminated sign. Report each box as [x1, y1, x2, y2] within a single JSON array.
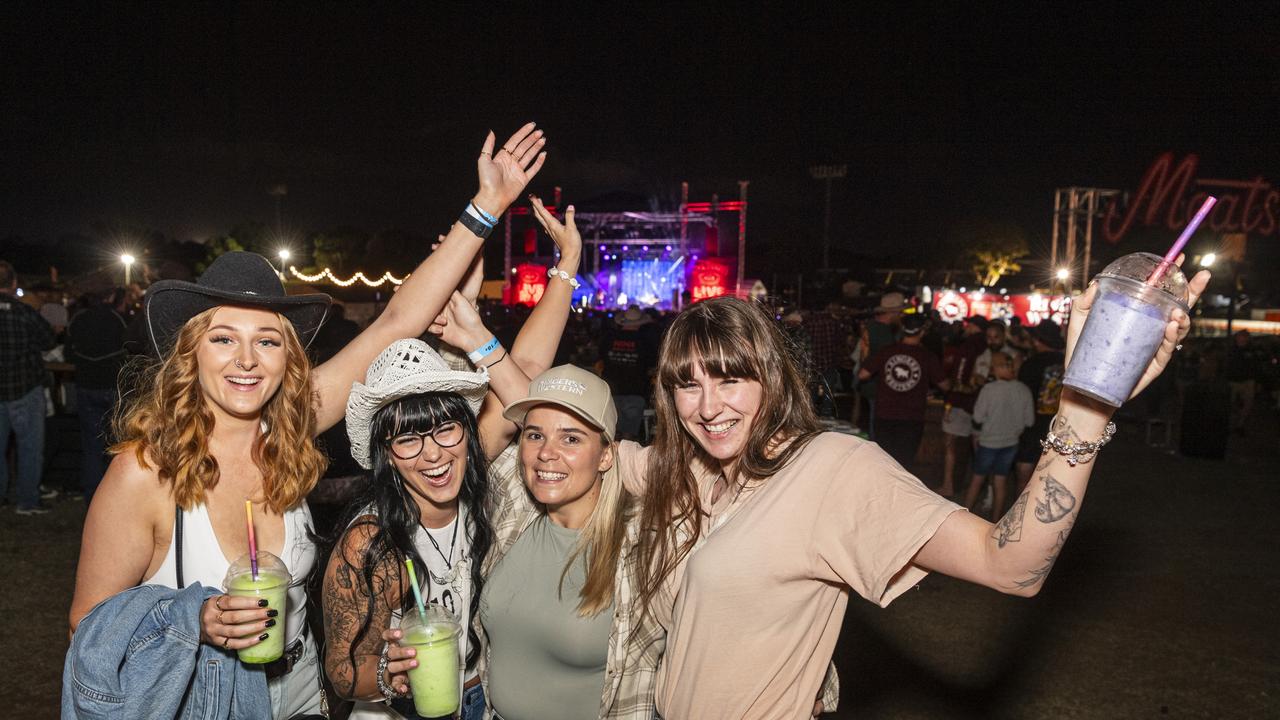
[[1103, 153, 1280, 243], [689, 258, 731, 301], [933, 290, 1070, 326], [513, 263, 546, 306]]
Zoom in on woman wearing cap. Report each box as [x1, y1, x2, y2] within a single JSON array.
[[624, 269, 1208, 719], [68, 123, 549, 718], [323, 196, 581, 719]]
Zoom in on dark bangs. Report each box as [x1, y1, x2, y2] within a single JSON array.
[[658, 302, 764, 388], [372, 392, 474, 443]]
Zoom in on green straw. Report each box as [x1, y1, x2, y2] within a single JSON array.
[[404, 558, 428, 623]]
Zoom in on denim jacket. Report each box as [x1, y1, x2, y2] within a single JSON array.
[[61, 582, 271, 720]]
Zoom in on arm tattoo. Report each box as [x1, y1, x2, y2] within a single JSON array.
[[1034, 453, 1055, 473], [1050, 413, 1082, 442], [991, 490, 1029, 548], [1034, 473, 1077, 523], [1013, 518, 1074, 589]]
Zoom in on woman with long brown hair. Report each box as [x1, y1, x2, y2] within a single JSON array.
[[67, 123, 548, 718], [628, 271, 1208, 719]]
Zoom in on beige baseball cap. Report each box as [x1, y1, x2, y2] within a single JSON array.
[[503, 364, 618, 442]]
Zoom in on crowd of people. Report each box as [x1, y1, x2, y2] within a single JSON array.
[[0, 122, 1243, 720]]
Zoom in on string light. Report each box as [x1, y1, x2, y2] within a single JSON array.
[[288, 266, 407, 287]]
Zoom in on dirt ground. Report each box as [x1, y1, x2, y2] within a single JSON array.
[[6, 410, 1277, 719]]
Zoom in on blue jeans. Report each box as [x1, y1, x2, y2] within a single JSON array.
[[76, 387, 117, 501], [391, 682, 485, 720], [0, 386, 46, 509]]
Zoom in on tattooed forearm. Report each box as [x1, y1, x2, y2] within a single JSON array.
[[991, 491, 1029, 548], [1050, 413, 1082, 442], [1012, 519, 1074, 589], [1034, 473, 1077, 523]]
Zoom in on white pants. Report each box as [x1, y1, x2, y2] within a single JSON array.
[[267, 632, 327, 718]]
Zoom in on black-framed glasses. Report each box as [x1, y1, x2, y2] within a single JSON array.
[[387, 421, 464, 459]]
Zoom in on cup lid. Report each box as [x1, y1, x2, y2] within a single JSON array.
[[400, 603, 462, 642], [1096, 252, 1190, 306], [223, 550, 291, 587]]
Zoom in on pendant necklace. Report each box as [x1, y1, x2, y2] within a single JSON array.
[[422, 515, 459, 587]]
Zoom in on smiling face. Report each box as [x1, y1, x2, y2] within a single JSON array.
[[387, 418, 469, 517], [520, 405, 613, 529], [673, 362, 764, 469], [194, 306, 288, 422]]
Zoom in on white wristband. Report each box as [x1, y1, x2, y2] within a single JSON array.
[[547, 266, 580, 289]]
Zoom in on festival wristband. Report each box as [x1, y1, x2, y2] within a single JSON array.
[[463, 202, 495, 229], [470, 201, 499, 226], [458, 210, 494, 239], [467, 336, 502, 363]]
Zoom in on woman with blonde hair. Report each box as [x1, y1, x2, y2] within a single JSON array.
[[627, 270, 1207, 719], [67, 123, 548, 718]]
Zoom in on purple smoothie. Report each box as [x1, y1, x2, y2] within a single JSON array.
[[1063, 281, 1170, 406]]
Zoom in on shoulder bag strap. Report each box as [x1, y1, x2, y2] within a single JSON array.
[[174, 505, 185, 589]]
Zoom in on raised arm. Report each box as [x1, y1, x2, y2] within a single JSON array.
[[914, 268, 1210, 595], [310, 123, 548, 432], [507, 197, 582, 378]]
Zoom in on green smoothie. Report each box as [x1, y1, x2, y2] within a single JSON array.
[[401, 617, 461, 717], [227, 569, 289, 664]]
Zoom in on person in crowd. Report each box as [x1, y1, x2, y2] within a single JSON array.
[[323, 195, 577, 720], [856, 291, 905, 436], [963, 352, 1034, 520], [0, 259, 57, 514], [973, 320, 1021, 385], [938, 316, 987, 498], [66, 123, 549, 718], [66, 287, 130, 501], [858, 312, 949, 470], [1013, 320, 1067, 494], [599, 306, 659, 441], [622, 265, 1206, 718], [1225, 330, 1258, 435]]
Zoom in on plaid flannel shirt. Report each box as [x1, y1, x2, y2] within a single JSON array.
[[0, 294, 55, 401], [477, 443, 840, 719]]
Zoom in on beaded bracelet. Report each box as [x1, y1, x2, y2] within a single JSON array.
[[547, 265, 580, 289]]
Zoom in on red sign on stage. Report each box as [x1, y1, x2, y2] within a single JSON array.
[[689, 258, 731, 301], [933, 290, 1070, 327], [512, 263, 546, 306]]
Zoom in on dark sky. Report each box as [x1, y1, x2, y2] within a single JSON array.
[[3, 3, 1278, 277]]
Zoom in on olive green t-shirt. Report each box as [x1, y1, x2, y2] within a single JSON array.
[[481, 515, 614, 720]]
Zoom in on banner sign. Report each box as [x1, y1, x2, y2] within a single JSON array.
[[934, 290, 1071, 326]]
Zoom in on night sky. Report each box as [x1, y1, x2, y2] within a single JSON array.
[[4, 3, 1278, 282]]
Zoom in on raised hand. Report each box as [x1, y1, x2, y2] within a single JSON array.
[[1064, 256, 1211, 401], [529, 195, 582, 264], [474, 122, 548, 217], [428, 291, 493, 357]]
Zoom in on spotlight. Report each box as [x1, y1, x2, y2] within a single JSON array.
[[1055, 268, 1069, 281], [1200, 253, 1216, 268]]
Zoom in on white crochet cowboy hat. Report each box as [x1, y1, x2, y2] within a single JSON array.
[[345, 338, 489, 469]]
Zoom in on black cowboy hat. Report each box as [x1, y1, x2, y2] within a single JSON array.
[[144, 252, 331, 353], [1028, 320, 1066, 350]]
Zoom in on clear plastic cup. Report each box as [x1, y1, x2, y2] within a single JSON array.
[[1063, 252, 1189, 407], [223, 551, 290, 664], [399, 605, 461, 717]]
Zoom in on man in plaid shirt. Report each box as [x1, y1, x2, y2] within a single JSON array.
[[0, 260, 56, 514]]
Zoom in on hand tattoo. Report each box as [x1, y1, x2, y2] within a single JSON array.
[[992, 491, 1029, 548], [1034, 474, 1076, 523]]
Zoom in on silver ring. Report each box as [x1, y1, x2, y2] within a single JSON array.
[[479, 150, 491, 156], [1175, 344, 1184, 351]]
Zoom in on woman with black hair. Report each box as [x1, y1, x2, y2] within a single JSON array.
[[322, 196, 581, 719]]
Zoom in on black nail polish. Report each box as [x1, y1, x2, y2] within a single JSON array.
[[258, 599, 269, 607], [265, 619, 276, 628], [259, 632, 270, 641], [266, 609, 278, 618]]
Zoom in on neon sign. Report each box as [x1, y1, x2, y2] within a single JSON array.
[[513, 263, 546, 306], [1103, 153, 1280, 243], [689, 259, 731, 301]]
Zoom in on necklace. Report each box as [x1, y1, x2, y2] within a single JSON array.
[[421, 515, 459, 586]]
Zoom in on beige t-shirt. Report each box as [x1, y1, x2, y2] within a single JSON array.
[[641, 432, 961, 719]]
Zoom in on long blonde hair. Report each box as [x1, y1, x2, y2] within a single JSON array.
[[560, 434, 631, 617], [112, 306, 328, 512], [634, 297, 819, 616]]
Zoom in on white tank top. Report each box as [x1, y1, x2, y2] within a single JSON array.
[[149, 502, 315, 647]]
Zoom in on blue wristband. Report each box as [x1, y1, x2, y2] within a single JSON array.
[[470, 202, 499, 226], [463, 203, 495, 229], [467, 336, 501, 363]]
